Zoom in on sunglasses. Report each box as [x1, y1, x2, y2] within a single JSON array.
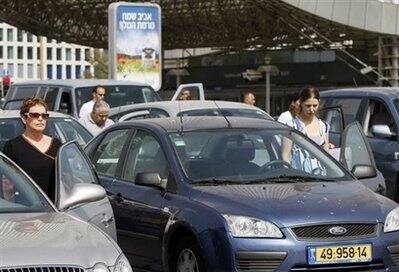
[[25, 112, 50, 120]]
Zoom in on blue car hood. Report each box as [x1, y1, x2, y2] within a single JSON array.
[[189, 181, 397, 227]]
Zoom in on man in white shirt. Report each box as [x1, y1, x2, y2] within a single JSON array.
[[79, 100, 114, 136], [79, 86, 106, 118], [277, 93, 300, 125]]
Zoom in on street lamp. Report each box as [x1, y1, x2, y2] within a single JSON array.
[[257, 55, 279, 114]]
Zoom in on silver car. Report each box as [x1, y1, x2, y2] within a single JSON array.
[[0, 111, 116, 240], [109, 100, 272, 122], [0, 149, 130, 271]]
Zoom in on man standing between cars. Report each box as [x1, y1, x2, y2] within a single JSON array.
[[277, 93, 301, 125], [79, 86, 106, 118], [79, 100, 114, 136], [243, 91, 256, 106]]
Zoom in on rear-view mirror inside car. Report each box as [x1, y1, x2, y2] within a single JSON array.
[[135, 172, 166, 189], [351, 164, 377, 180], [58, 183, 106, 211]]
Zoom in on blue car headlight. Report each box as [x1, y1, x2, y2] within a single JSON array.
[[114, 253, 132, 272], [384, 207, 399, 233], [223, 214, 283, 238]]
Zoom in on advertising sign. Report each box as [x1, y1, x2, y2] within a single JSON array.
[[109, 2, 162, 91]]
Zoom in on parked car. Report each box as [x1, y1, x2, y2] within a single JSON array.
[[0, 147, 129, 270], [320, 87, 399, 201], [0, 110, 93, 150], [85, 116, 398, 271], [2, 79, 161, 119], [109, 100, 272, 122]]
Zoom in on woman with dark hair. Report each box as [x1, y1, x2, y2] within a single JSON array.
[[282, 87, 333, 174], [3, 98, 62, 201]]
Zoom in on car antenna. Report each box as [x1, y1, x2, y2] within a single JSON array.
[[213, 100, 232, 128], [352, 77, 358, 87]]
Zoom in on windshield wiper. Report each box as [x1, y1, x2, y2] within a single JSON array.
[[193, 178, 241, 186], [246, 175, 335, 184]]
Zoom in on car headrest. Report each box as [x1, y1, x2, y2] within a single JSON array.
[[225, 139, 255, 163]]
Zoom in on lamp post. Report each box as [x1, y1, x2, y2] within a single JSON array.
[[257, 55, 279, 114]]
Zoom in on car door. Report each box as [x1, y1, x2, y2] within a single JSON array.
[[109, 128, 171, 271], [171, 83, 205, 101], [340, 122, 385, 194], [318, 106, 345, 150], [362, 97, 399, 201], [55, 141, 116, 240]]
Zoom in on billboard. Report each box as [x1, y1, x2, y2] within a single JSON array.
[[109, 2, 162, 91]]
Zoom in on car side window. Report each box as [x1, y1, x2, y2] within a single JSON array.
[[93, 129, 130, 177], [366, 99, 396, 137], [330, 98, 362, 124], [123, 130, 168, 182], [44, 87, 59, 111], [58, 142, 97, 196]]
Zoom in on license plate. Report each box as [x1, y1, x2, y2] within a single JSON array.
[[307, 244, 372, 265]]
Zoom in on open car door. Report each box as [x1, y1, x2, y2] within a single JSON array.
[[340, 122, 386, 195], [319, 107, 385, 194], [171, 83, 205, 101], [55, 141, 116, 240], [318, 106, 344, 149]]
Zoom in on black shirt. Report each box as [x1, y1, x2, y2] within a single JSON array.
[[3, 135, 62, 201]]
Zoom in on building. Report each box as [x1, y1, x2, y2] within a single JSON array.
[[0, 22, 94, 83]]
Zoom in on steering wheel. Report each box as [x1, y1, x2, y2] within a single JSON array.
[[258, 160, 292, 173]]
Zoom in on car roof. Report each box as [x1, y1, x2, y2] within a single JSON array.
[[321, 87, 399, 98], [11, 79, 150, 88], [0, 110, 73, 119], [115, 116, 286, 132], [109, 100, 270, 117]]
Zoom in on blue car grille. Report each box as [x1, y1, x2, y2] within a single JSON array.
[[0, 267, 85, 272], [291, 224, 377, 240], [235, 252, 286, 271]]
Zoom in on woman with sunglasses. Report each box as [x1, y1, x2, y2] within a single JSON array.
[[3, 98, 62, 201]]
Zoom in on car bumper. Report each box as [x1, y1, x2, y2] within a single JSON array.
[[227, 225, 399, 271]]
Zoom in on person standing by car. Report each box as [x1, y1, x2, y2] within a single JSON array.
[[243, 91, 256, 106], [79, 85, 106, 118], [277, 93, 300, 125], [2, 98, 62, 201], [79, 100, 114, 136], [179, 89, 191, 101], [282, 87, 333, 173]]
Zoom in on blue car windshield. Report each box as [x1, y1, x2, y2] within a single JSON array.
[[0, 155, 53, 213], [169, 129, 351, 184]]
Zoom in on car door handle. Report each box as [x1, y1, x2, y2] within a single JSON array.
[[112, 193, 124, 203], [101, 214, 114, 227]]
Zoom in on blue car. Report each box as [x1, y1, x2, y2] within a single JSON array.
[[85, 117, 399, 271], [320, 88, 399, 202]]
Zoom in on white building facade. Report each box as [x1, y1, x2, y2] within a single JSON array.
[[0, 23, 94, 82]]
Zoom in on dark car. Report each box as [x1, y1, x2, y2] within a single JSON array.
[[2, 79, 161, 119], [320, 87, 399, 201], [85, 116, 399, 271]]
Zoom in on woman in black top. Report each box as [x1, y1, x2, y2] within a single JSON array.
[[3, 98, 62, 201]]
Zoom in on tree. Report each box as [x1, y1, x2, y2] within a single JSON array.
[[84, 49, 108, 79]]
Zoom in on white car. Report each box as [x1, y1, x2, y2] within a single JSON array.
[[109, 100, 272, 122]]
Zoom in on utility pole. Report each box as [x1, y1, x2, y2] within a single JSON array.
[[39, 36, 46, 80]]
